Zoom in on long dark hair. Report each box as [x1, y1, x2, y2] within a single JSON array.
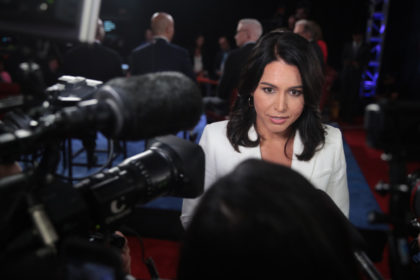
[[227, 31, 325, 161], [177, 159, 362, 280]]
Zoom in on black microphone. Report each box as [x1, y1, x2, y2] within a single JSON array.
[[60, 71, 203, 140], [0, 72, 203, 158]]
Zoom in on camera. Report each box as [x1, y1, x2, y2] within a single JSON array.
[[0, 1, 206, 278], [0, 54, 204, 280], [365, 98, 420, 160], [0, 71, 205, 278], [365, 98, 420, 279]]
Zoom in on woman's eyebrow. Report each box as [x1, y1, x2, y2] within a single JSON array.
[[259, 82, 303, 89], [259, 81, 277, 88]]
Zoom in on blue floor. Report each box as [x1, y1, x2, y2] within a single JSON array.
[[30, 116, 386, 231], [343, 139, 388, 230]]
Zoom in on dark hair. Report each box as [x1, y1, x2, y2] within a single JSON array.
[[227, 31, 325, 160], [177, 159, 362, 280]]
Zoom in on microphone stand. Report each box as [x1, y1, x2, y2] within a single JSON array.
[[386, 153, 414, 280], [354, 250, 384, 280]]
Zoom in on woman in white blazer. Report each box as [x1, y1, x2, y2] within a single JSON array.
[[181, 31, 349, 228]]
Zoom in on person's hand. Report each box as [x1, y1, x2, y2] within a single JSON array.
[[114, 231, 131, 275]]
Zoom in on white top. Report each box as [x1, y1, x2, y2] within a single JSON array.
[[181, 120, 350, 228], [193, 55, 203, 74]]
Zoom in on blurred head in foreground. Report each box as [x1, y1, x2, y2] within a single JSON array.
[[177, 159, 362, 280]]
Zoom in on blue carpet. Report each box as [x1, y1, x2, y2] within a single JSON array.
[[343, 139, 388, 230], [46, 116, 385, 231]]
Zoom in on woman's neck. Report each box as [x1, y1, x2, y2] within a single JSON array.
[[255, 122, 292, 142], [256, 124, 295, 166]]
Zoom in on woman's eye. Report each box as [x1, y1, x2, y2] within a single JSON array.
[[290, 89, 302, 96], [262, 87, 274, 94]]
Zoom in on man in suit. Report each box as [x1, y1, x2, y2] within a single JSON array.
[[129, 12, 195, 81], [217, 19, 263, 102], [203, 19, 262, 122], [213, 36, 231, 80], [61, 18, 124, 83], [293, 19, 325, 72], [339, 31, 370, 123]]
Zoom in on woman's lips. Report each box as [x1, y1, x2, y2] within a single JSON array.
[[269, 116, 288, 124]]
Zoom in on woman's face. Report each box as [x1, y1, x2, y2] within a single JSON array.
[[253, 59, 305, 138]]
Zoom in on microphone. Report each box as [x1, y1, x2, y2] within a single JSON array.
[[0, 72, 203, 158], [60, 71, 203, 140]]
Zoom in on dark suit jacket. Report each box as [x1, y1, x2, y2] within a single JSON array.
[[213, 49, 230, 78], [310, 40, 325, 72], [61, 42, 123, 83], [217, 43, 255, 101], [129, 38, 195, 81], [341, 41, 370, 69]]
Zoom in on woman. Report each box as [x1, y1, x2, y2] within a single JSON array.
[[181, 31, 349, 228], [190, 34, 209, 77]]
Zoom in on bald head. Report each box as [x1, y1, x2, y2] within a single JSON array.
[[151, 12, 175, 41]]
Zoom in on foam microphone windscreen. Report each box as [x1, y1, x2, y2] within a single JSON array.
[[96, 71, 203, 140]]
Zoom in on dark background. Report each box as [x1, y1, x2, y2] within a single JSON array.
[[99, 0, 370, 69], [0, 0, 419, 99], [98, 0, 420, 99]]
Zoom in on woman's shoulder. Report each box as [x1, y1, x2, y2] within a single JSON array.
[[200, 120, 229, 144], [200, 120, 236, 154], [322, 124, 343, 145], [204, 120, 229, 133]]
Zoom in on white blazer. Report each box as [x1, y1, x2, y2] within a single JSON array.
[[181, 120, 349, 228]]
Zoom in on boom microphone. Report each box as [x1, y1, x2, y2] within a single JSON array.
[[64, 71, 204, 140], [0, 72, 203, 158]]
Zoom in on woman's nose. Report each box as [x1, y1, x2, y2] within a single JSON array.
[[274, 93, 287, 112]]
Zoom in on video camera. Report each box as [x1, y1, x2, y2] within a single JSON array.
[[365, 99, 420, 160], [0, 70, 205, 279], [0, 1, 205, 278], [365, 98, 420, 279]]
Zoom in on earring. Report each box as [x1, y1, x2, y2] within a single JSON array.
[[248, 96, 254, 107]]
